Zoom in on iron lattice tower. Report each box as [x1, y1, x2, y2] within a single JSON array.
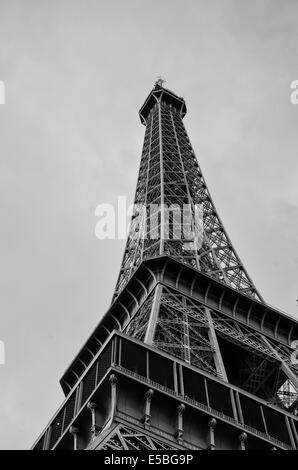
[[33, 82, 298, 451], [114, 81, 263, 302]]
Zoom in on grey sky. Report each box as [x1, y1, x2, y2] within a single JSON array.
[[0, 0, 297, 449]]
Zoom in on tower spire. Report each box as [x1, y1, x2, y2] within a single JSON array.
[[155, 76, 166, 88], [113, 83, 263, 302]]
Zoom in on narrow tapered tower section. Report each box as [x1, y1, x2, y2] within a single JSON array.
[[32, 82, 298, 451], [114, 80, 262, 301]]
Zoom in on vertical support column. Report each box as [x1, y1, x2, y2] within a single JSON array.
[[69, 426, 79, 450], [238, 432, 248, 450], [141, 389, 154, 429], [100, 374, 118, 434], [157, 95, 165, 255], [111, 337, 116, 366], [146, 350, 150, 379], [87, 401, 101, 438], [285, 416, 296, 449], [173, 362, 178, 393], [204, 378, 210, 408], [290, 418, 298, 448], [230, 389, 238, 421], [182, 297, 191, 363], [260, 405, 268, 435], [109, 374, 118, 421], [141, 114, 153, 257], [75, 382, 83, 415], [205, 307, 228, 382], [179, 363, 185, 396], [144, 284, 162, 345], [43, 426, 52, 450], [175, 404, 186, 445], [169, 109, 201, 269], [207, 418, 217, 450], [235, 391, 244, 424]]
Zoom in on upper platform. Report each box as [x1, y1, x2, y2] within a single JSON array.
[[139, 81, 187, 124], [59, 255, 298, 395]]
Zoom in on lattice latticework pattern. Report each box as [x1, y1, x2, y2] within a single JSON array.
[[95, 424, 178, 450], [124, 284, 298, 412], [114, 84, 262, 301], [153, 292, 218, 378]]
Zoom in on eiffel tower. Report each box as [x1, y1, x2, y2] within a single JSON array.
[[33, 81, 298, 450]]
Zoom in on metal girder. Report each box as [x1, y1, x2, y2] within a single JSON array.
[[124, 293, 154, 341], [97, 424, 177, 450], [261, 335, 298, 393], [122, 283, 298, 414]]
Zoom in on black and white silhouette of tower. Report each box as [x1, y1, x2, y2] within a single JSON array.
[[33, 82, 298, 450]]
